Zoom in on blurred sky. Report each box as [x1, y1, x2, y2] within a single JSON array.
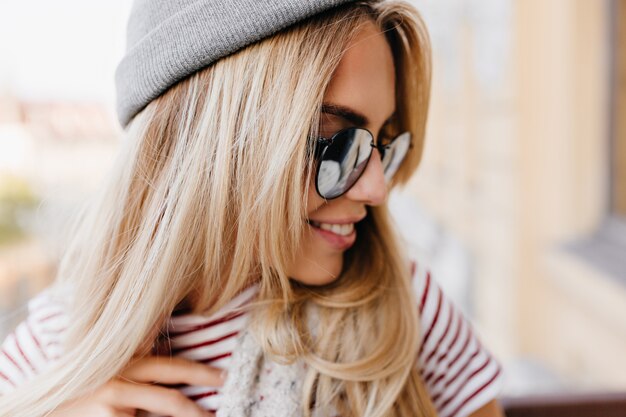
[[0, 0, 131, 105], [0, 0, 512, 104]]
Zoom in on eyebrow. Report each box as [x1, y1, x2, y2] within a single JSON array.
[[321, 102, 396, 128]]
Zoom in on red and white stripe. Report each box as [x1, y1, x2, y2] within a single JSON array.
[[412, 260, 504, 417], [161, 285, 258, 413], [1, 262, 503, 417], [0, 287, 68, 393]]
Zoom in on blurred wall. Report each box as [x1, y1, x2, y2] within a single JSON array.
[[408, 0, 626, 394]]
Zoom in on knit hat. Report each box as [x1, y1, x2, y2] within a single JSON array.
[[115, 0, 360, 128]]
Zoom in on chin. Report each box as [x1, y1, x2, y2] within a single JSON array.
[[289, 256, 344, 286]]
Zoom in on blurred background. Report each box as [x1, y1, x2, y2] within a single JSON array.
[[0, 0, 624, 409]]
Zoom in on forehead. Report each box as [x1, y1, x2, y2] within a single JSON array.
[[322, 20, 396, 131]]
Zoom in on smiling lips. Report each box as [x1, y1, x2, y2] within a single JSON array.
[[307, 219, 360, 250], [308, 220, 354, 236]]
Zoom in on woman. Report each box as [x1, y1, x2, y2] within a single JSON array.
[[0, 1, 504, 416]]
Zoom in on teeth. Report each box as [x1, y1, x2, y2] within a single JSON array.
[[315, 222, 354, 236]]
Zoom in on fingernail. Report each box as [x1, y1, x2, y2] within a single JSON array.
[[220, 369, 228, 383]]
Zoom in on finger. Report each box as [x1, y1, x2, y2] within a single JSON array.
[[102, 379, 212, 417], [121, 356, 225, 387]]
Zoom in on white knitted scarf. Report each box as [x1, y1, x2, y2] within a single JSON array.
[[216, 328, 307, 417], [216, 306, 337, 417]]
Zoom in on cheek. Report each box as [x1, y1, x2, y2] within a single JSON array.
[[286, 179, 344, 285], [306, 172, 324, 215]]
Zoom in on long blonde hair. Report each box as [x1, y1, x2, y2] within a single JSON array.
[[0, 1, 435, 416]]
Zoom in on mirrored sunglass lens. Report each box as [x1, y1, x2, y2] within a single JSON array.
[[381, 132, 411, 182], [317, 128, 373, 198]]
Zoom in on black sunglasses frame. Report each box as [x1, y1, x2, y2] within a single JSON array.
[[310, 126, 413, 200]]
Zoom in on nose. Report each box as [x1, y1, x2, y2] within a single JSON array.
[[344, 148, 388, 205]]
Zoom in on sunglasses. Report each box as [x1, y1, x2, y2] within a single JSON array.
[[311, 127, 412, 199]]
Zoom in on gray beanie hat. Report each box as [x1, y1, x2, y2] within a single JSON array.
[[114, 0, 361, 128]]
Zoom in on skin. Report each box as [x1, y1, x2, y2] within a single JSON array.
[[472, 399, 506, 417], [49, 356, 223, 416], [287, 20, 394, 286]]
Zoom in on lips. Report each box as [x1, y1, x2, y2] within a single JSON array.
[[308, 220, 354, 236], [306, 217, 362, 251]]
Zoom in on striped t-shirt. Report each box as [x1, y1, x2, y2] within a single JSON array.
[[0, 261, 503, 417]]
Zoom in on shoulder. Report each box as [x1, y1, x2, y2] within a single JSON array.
[[410, 259, 505, 417], [160, 284, 260, 412], [0, 284, 71, 393]]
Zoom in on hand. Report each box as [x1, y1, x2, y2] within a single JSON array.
[[49, 356, 225, 417]]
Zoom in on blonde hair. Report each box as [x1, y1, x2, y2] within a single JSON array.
[[0, 1, 435, 416]]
